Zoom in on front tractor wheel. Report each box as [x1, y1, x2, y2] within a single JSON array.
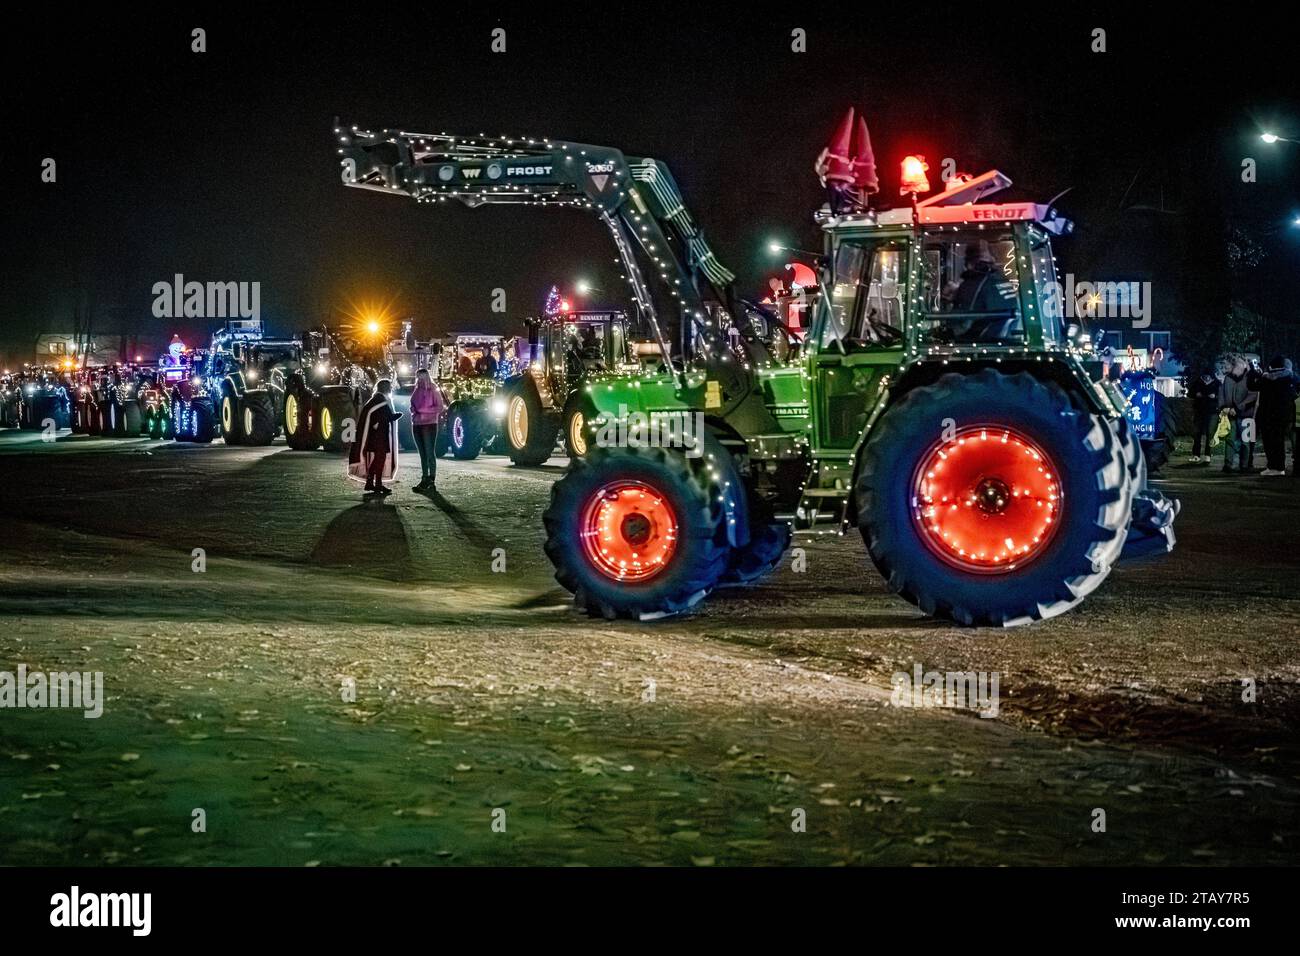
[[505, 382, 558, 466], [448, 403, 484, 460], [857, 370, 1133, 627], [544, 447, 731, 619], [221, 392, 245, 445]]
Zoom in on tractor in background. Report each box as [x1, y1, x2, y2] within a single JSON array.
[[502, 307, 646, 465], [170, 320, 307, 445], [15, 367, 71, 432], [281, 325, 378, 453], [433, 333, 525, 460], [382, 319, 439, 453]]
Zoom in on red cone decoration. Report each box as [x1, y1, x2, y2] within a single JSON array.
[[815, 108, 880, 212]]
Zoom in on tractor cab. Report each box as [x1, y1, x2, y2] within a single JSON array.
[[384, 320, 440, 388], [800, 169, 1086, 459]]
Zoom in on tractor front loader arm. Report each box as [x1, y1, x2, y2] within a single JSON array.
[[333, 121, 741, 381]]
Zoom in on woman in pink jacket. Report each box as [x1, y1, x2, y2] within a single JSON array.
[[409, 368, 445, 492]]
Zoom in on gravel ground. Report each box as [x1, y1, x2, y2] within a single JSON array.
[[0, 429, 1296, 865]]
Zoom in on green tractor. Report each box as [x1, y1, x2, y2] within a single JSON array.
[[336, 113, 1177, 626], [282, 325, 374, 453], [503, 307, 655, 466], [432, 333, 519, 460]]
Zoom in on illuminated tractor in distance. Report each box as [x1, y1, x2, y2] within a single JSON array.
[[432, 333, 524, 460], [14, 367, 71, 432], [95, 364, 154, 438], [168, 320, 303, 445], [70, 368, 104, 435], [503, 307, 648, 466], [337, 113, 1178, 626], [281, 325, 376, 453], [0, 372, 19, 428], [382, 319, 439, 453]]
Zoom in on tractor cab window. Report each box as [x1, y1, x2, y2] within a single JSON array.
[[822, 239, 905, 349], [1029, 228, 1065, 345], [919, 232, 1025, 345]]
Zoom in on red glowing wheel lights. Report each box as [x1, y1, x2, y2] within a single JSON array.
[[580, 480, 679, 582], [913, 426, 1061, 572]]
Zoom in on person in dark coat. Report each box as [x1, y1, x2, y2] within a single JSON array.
[[1188, 367, 1220, 463], [1249, 355, 1299, 476], [347, 379, 402, 496], [1218, 356, 1259, 473]]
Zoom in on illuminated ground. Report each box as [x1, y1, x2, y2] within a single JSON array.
[[0, 428, 1296, 865]]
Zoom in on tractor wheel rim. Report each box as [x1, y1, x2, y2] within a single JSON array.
[[244, 407, 254, 435], [320, 407, 332, 439], [286, 395, 299, 433], [570, 411, 587, 456], [912, 425, 1062, 573], [453, 416, 465, 447], [579, 480, 678, 582], [507, 395, 528, 449], [222, 398, 233, 432]]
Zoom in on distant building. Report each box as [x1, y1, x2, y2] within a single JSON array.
[[31, 333, 154, 367]]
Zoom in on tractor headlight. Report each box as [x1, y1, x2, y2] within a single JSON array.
[[490, 398, 507, 417]]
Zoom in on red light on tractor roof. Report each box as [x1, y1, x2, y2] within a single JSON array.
[[900, 155, 931, 195]]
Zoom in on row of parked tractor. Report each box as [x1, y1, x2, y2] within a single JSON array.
[[1, 305, 651, 469]]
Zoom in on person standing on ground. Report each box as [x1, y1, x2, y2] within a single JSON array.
[[409, 368, 444, 492], [1218, 355, 1259, 473], [1250, 355, 1299, 477], [1188, 366, 1219, 463], [347, 379, 402, 497]]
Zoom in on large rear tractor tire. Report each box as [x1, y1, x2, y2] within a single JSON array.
[[505, 380, 559, 466], [190, 399, 216, 444], [316, 387, 355, 453], [283, 390, 320, 450], [220, 391, 245, 445], [857, 370, 1134, 627], [241, 390, 277, 446], [448, 403, 484, 460], [122, 399, 143, 437], [544, 446, 732, 619], [104, 399, 127, 437]]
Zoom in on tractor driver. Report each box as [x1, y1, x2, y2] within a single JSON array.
[[579, 326, 603, 369], [941, 240, 1021, 342]]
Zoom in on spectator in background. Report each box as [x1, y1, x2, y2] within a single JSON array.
[[1249, 355, 1299, 477], [1218, 355, 1259, 473], [1188, 366, 1220, 464]]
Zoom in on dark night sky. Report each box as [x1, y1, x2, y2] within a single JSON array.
[[3, 5, 1298, 358]]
